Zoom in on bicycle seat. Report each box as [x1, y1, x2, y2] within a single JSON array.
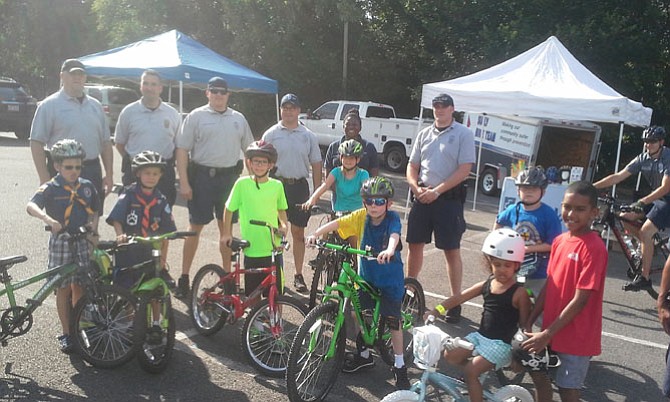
[[0, 255, 28, 273], [229, 238, 250, 252]]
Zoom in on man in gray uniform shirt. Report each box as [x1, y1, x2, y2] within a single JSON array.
[[174, 77, 254, 298], [30, 59, 113, 213], [115, 69, 181, 206], [406, 93, 475, 323]]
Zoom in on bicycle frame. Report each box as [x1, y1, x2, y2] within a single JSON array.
[[408, 369, 500, 402], [0, 261, 79, 311]]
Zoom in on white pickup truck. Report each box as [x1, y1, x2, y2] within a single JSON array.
[[299, 100, 430, 172]]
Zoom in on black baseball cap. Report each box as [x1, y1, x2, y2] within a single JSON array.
[[61, 59, 86, 74], [280, 93, 300, 107], [432, 93, 454, 107], [207, 77, 228, 90]]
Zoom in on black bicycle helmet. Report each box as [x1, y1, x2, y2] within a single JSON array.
[[360, 176, 394, 198], [132, 150, 166, 174], [338, 139, 363, 157], [515, 166, 548, 189], [642, 126, 666, 142], [50, 139, 86, 162], [245, 140, 278, 163], [511, 329, 549, 372]]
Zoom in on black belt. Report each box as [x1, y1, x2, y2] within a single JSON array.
[[276, 177, 307, 185], [83, 158, 99, 166], [194, 163, 239, 178]]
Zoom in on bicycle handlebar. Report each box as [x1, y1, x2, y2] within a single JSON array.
[[313, 239, 378, 258], [249, 220, 289, 251]]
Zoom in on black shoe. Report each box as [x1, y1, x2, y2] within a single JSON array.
[[294, 274, 308, 294], [159, 269, 176, 289], [174, 275, 189, 298], [58, 334, 73, 354], [146, 325, 164, 345], [393, 365, 411, 390], [623, 275, 652, 291], [342, 352, 374, 373], [445, 305, 461, 323]]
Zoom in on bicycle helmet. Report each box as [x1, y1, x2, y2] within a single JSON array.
[[50, 139, 86, 162], [360, 176, 394, 198], [481, 228, 525, 263], [245, 140, 278, 163], [515, 166, 548, 189], [545, 166, 559, 184], [642, 126, 666, 142], [132, 150, 166, 174], [510, 329, 549, 371], [338, 139, 363, 157]]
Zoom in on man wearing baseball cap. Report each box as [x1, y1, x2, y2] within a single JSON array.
[[174, 76, 254, 298], [406, 93, 475, 322], [262, 93, 322, 293], [30, 58, 113, 213]]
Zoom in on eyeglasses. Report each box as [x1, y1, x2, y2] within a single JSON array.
[[250, 159, 269, 166], [62, 165, 82, 171], [364, 198, 387, 206], [209, 89, 228, 95]]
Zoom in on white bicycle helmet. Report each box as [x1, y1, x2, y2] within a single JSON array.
[[481, 228, 525, 263]]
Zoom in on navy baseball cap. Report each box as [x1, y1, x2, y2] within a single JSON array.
[[207, 77, 228, 90], [432, 93, 454, 107], [280, 93, 300, 107], [61, 59, 86, 73]]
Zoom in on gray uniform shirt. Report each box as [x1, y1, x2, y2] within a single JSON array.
[[262, 122, 322, 179], [409, 121, 476, 187], [625, 147, 670, 200], [30, 89, 110, 158], [114, 100, 181, 158], [175, 105, 253, 168]]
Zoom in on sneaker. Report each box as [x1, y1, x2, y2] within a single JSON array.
[[159, 269, 176, 289], [294, 274, 308, 294], [623, 275, 652, 291], [341, 352, 374, 373], [174, 276, 189, 299], [393, 365, 411, 390], [58, 334, 73, 354], [146, 325, 164, 345], [445, 305, 461, 323]]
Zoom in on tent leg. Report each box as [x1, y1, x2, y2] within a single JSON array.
[[472, 139, 483, 211]]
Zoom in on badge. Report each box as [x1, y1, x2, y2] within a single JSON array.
[[164, 119, 170, 129], [127, 210, 138, 226]]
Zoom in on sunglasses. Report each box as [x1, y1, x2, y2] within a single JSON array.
[[364, 198, 387, 206], [62, 165, 82, 171], [209, 89, 228, 95]]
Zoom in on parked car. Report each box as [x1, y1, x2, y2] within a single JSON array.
[[0, 77, 37, 140], [84, 85, 139, 133]]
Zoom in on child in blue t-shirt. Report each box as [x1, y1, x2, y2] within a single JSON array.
[[495, 167, 562, 297], [306, 177, 409, 390], [303, 139, 369, 213]]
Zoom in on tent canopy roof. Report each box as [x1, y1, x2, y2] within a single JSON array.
[[78, 30, 277, 94], [421, 36, 652, 126]]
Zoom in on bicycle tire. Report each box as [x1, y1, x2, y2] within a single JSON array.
[[70, 285, 139, 369], [286, 301, 346, 402], [308, 251, 338, 310], [379, 278, 425, 367], [240, 295, 308, 377], [135, 294, 176, 374], [191, 264, 228, 336], [492, 384, 534, 402], [380, 390, 420, 402]]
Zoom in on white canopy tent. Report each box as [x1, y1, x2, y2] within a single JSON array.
[[415, 36, 653, 211]]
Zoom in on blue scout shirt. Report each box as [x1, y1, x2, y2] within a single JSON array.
[[30, 175, 99, 234], [106, 183, 176, 235]]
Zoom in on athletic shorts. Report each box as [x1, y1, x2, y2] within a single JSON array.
[[282, 179, 311, 228], [358, 286, 402, 319], [465, 332, 512, 370], [187, 168, 238, 225], [406, 196, 466, 250], [47, 233, 89, 287], [647, 199, 670, 231], [554, 353, 591, 389], [243, 254, 284, 296]]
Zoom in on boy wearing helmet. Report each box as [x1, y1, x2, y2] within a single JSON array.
[[221, 141, 289, 295], [594, 125, 670, 292], [306, 177, 410, 389], [106, 151, 177, 283], [303, 139, 370, 212], [426, 228, 531, 402], [523, 181, 608, 402], [26, 139, 100, 353], [495, 166, 563, 297]]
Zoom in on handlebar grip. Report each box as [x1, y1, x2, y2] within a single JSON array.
[[454, 338, 474, 351], [173, 231, 197, 238]]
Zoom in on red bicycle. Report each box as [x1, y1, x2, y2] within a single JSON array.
[[189, 220, 308, 377]]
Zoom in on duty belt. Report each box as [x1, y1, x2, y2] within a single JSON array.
[[276, 177, 307, 185]]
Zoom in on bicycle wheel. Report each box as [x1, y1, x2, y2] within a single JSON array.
[[380, 390, 420, 402], [191, 264, 228, 336], [240, 295, 308, 377], [379, 278, 426, 367], [70, 285, 139, 369], [286, 301, 346, 402], [492, 384, 534, 402], [135, 294, 176, 374], [308, 251, 337, 310]]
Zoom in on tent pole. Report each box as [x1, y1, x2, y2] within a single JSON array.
[[606, 121, 626, 250], [472, 136, 482, 211], [179, 81, 184, 114]]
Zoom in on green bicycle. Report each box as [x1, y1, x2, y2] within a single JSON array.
[[286, 240, 425, 402]]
